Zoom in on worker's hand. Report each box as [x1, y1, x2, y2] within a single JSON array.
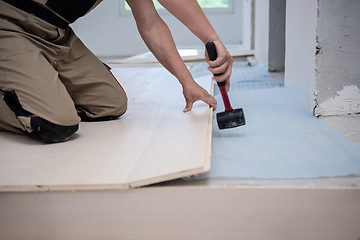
[[205, 40, 233, 92], [183, 81, 217, 112]]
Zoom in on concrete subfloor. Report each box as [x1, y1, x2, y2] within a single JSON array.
[[320, 115, 360, 143]]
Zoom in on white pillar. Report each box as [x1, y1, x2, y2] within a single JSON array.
[[284, 0, 318, 113]]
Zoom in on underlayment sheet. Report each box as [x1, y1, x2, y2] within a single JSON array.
[[191, 62, 360, 179], [208, 87, 360, 179]]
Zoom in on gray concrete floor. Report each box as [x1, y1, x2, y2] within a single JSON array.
[[320, 115, 360, 143]]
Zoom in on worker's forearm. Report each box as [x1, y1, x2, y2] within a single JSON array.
[[157, 0, 219, 44], [138, 17, 193, 87], [126, 0, 218, 111]]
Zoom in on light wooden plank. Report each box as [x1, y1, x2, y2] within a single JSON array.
[[0, 67, 213, 192]]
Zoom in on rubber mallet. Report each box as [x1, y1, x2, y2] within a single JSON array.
[[205, 42, 246, 130]]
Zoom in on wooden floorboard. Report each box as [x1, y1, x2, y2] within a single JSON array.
[[0, 67, 213, 192]]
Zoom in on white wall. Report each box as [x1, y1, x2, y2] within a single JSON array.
[[254, 0, 269, 68], [71, 0, 251, 57], [241, 0, 252, 51], [284, 0, 318, 112]]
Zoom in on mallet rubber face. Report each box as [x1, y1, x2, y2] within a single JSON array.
[[216, 108, 246, 130]]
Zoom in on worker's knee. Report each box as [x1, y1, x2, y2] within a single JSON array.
[[106, 65, 128, 118], [29, 116, 79, 143], [108, 84, 128, 118], [78, 90, 128, 122], [115, 95, 127, 117], [2, 90, 79, 143], [78, 102, 127, 122], [112, 90, 127, 117]]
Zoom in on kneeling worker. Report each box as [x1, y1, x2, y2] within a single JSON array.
[[0, 0, 233, 143]]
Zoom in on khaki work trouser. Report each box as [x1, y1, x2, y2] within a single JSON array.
[[0, 1, 127, 142]]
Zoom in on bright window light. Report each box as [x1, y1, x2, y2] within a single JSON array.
[[124, 0, 231, 11]]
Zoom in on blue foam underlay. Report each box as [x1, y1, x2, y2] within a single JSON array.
[[209, 87, 360, 179], [191, 62, 360, 179]]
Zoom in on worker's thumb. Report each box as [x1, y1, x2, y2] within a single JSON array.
[[183, 101, 193, 112]]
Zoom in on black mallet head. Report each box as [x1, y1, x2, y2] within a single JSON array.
[[216, 108, 246, 130]]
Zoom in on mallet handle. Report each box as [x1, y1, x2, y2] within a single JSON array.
[[218, 82, 233, 111], [205, 42, 233, 111]]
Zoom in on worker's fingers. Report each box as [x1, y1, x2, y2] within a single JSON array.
[[206, 41, 234, 87], [210, 60, 233, 92], [208, 64, 228, 77], [206, 40, 233, 71], [183, 101, 194, 112], [210, 61, 233, 84], [207, 53, 232, 69], [202, 93, 217, 111], [183, 88, 217, 112], [183, 93, 217, 112]]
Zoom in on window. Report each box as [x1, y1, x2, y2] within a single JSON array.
[[123, 0, 232, 13]]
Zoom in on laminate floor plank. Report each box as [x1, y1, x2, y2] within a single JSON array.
[[0, 67, 213, 192]]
